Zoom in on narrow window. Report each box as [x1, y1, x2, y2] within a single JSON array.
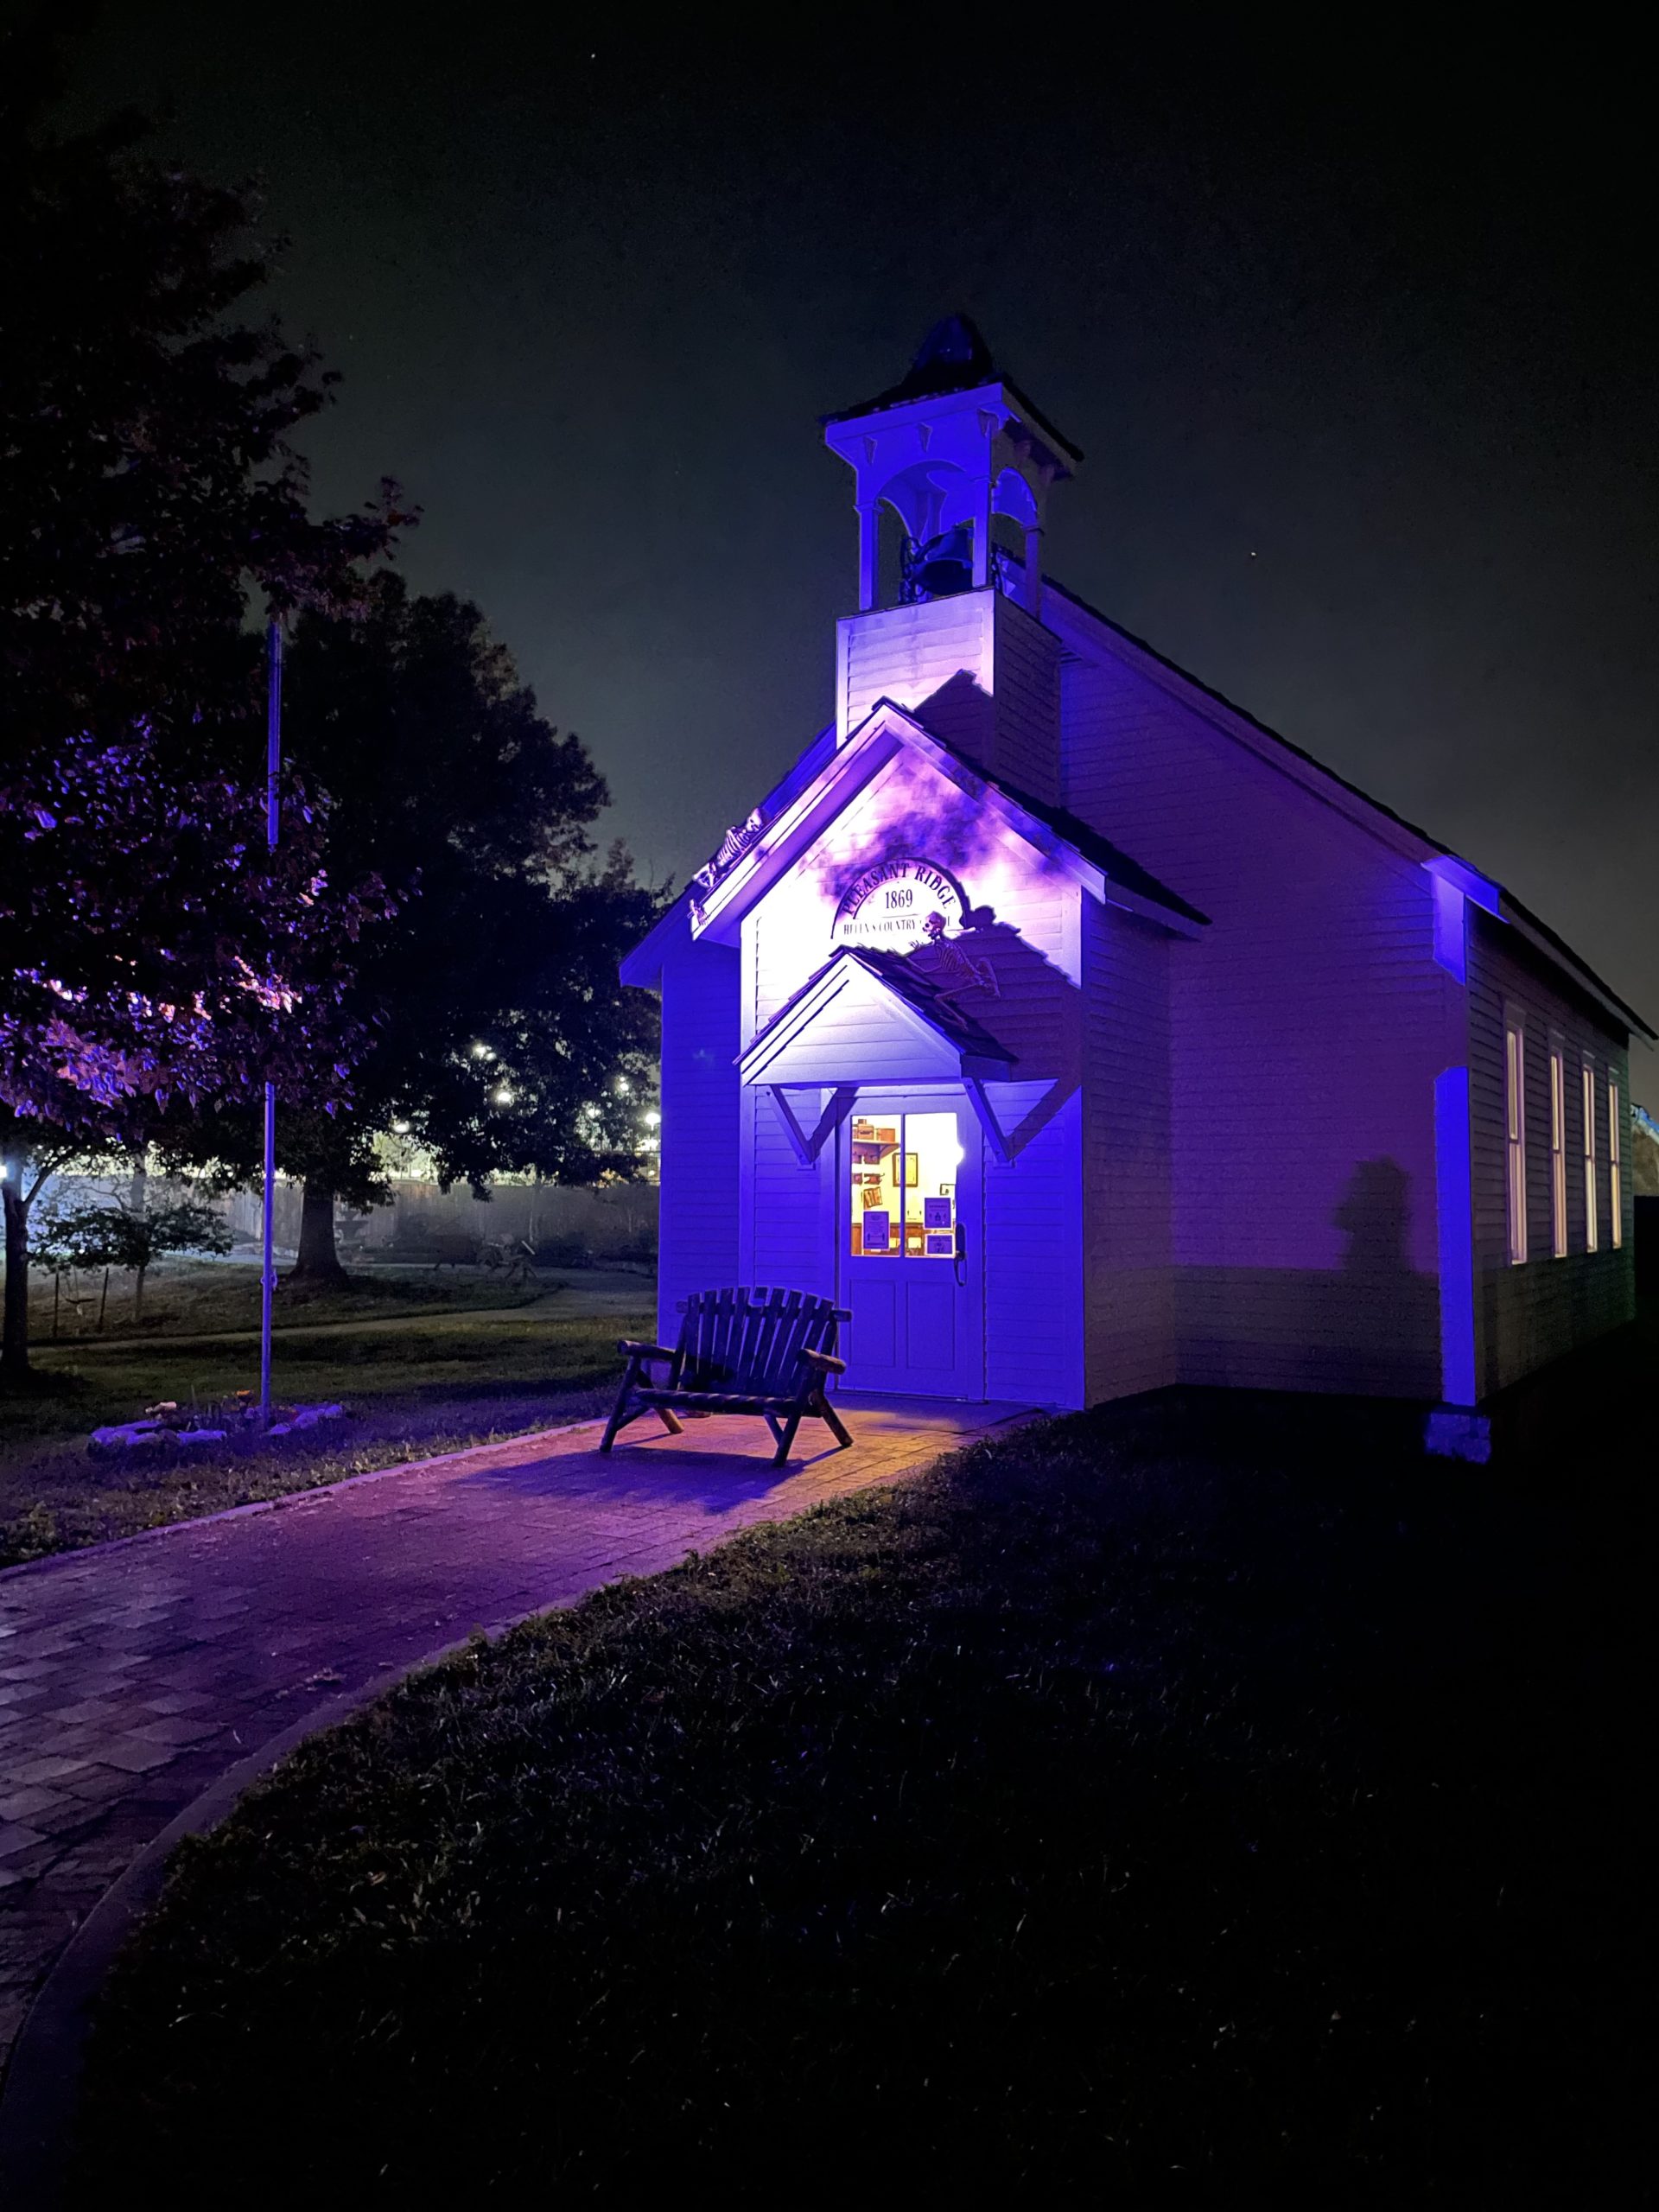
[[1581, 1062, 1599, 1254], [1549, 1046, 1567, 1258], [1609, 1081, 1623, 1249], [1505, 1020, 1527, 1265]]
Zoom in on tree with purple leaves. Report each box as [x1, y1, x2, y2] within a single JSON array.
[[0, 29, 407, 1381]]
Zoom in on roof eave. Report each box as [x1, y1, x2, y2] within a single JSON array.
[[1497, 899, 1656, 1040], [618, 892, 690, 988], [1049, 579, 1653, 1038], [822, 378, 1084, 469]]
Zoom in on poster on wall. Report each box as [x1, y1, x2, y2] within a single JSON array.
[[862, 1211, 891, 1253], [923, 1196, 951, 1230]]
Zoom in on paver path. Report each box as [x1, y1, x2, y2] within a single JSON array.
[[0, 1398, 1027, 2080]]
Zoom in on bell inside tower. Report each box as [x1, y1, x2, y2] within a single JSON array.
[[825, 317, 1078, 620], [901, 522, 975, 602]]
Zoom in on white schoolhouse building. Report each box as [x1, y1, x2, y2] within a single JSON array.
[[621, 320, 1649, 1412]]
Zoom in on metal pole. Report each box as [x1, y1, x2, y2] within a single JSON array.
[[260, 618, 283, 1427]]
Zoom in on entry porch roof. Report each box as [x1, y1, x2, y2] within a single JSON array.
[[738, 946, 1018, 1090]]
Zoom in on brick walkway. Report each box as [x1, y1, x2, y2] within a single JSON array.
[[0, 1398, 1027, 2082]]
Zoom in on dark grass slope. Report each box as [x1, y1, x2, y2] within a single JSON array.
[[69, 1349, 1653, 2204]]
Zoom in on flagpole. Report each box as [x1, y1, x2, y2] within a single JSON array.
[[260, 617, 283, 1428]]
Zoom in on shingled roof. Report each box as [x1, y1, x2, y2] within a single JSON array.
[[824, 315, 1084, 465]]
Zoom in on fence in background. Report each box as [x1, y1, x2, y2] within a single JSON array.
[[223, 1179, 658, 1267]]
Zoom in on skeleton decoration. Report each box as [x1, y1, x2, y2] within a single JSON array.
[[689, 807, 769, 925], [910, 907, 1000, 1005]]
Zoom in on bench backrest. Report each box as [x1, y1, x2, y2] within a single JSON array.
[[674, 1287, 848, 1395]]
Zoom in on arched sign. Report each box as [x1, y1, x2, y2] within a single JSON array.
[[831, 858, 968, 950]]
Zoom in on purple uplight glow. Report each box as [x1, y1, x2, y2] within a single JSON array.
[[1433, 1065, 1477, 1407]]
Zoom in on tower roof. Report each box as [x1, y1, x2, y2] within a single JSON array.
[[825, 315, 1084, 463]]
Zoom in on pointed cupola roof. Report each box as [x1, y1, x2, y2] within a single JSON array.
[[825, 314, 1084, 464]]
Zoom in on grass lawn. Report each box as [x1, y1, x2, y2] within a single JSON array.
[[19, 1253, 550, 1344], [67, 1309, 1653, 2202], [0, 1261, 652, 1566]]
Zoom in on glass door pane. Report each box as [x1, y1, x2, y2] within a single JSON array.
[[848, 1111, 961, 1260]]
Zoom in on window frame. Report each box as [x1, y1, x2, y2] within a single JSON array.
[[1504, 1014, 1528, 1267], [847, 1109, 959, 1262], [1548, 1041, 1567, 1259], [1609, 1078, 1623, 1250], [1581, 1058, 1599, 1255]]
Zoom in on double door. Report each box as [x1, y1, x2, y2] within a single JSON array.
[[838, 1092, 983, 1397]]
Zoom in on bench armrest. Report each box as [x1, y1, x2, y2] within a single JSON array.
[[617, 1339, 677, 1363], [798, 1347, 847, 1376]]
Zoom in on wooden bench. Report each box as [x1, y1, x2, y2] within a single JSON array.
[[600, 1287, 854, 1467]]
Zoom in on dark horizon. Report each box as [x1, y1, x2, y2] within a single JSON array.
[[32, 6, 1659, 1077]]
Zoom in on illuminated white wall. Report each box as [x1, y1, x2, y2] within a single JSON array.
[[740, 745, 1087, 1407]]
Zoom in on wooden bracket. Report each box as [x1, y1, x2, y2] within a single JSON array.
[[768, 1084, 857, 1167], [965, 1077, 1014, 1165]]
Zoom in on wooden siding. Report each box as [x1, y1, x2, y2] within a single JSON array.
[[744, 1084, 836, 1299], [839, 594, 993, 749], [655, 926, 742, 1345], [985, 1088, 1084, 1406], [1081, 901, 1175, 1402], [989, 593, 1062, 804], [836, 589, 1063, 804], [1465, 906, 1634, 1393], [1055, 623, 1449, 1399]]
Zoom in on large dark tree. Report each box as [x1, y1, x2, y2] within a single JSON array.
[[173, 575, 664, 1281], [0, 30, 405, 1378]]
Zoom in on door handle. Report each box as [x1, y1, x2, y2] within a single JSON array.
[[954, 1221, 967, 1287]]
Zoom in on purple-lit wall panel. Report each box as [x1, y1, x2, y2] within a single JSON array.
[[1056, 618, 1447, 1398], [1082, 899, 1176, 1401], [986, 1089, 1085, 1406], [1429, 872, 1467, 982], [656, 925, 742, 1348], [1433, 1066, 1477, 1407]]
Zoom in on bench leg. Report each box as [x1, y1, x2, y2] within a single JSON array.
[[818, 1394, 853, 1451], [657, 1404, 685, 1436], [770, 1411, 803, 1467], [601, 1359, 647, 1454]]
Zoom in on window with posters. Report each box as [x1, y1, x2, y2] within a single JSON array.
[[848, 1111, 961, 1258]]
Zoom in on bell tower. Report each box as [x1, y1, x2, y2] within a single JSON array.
[[823, 318, 1081, 800]]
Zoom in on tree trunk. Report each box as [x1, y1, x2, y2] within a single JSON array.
[[134, 1263, 147, 1327], [1, 1176, 30, 1381], [291, 1178, 347, 1284]]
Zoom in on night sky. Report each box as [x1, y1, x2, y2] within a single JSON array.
[[38, 9, 1658, 1077]]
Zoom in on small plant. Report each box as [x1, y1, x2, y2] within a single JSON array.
[[143, 1389, 262, 1434], [0, 1499, 61, 1567], [35, 1197, 232, 1325]]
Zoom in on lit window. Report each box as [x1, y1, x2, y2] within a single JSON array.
[[1581, 1062, 1599, 1254], [1504, 1020, 1527, 1266], [849, 1111, 960, 1259], [1549, 1046, 1567, 1258], [1609, 1080, 1623, 1249]]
